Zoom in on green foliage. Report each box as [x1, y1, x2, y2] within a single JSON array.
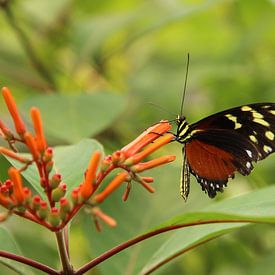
[[0, 0, 275, 274], [0, 227, 34, 275], [20, 93, 126, 143]]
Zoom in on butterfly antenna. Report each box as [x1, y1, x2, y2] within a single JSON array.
[[148, 102, 177, 117], [180, 53, 190, 118]]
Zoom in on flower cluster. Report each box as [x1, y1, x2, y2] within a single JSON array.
[[0, 87, 175, 231]]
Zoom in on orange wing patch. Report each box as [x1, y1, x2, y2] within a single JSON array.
[[185, 140, 236, 181]]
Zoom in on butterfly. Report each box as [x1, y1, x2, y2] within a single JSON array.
[[174, 103, 275, 200], [173, 55, 275, 200]]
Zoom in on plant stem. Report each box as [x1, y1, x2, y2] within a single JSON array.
[[1, 1, 57, 91], [75, 218, 274, 274], [55, 229, 74, 275], [0, 251, 59, 274]]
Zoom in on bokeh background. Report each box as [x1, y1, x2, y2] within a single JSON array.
[[0, 0, 275, 274]]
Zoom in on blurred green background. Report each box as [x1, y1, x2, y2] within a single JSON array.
[[0, 0, 275, 274]]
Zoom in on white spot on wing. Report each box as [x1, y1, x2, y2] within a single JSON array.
[[246, 150, 253, 158]]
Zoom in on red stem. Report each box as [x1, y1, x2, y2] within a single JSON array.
[[0, 251, 60, 274], [41, 161, 54, 207], [75, 218, 273, 274], [142, 236, 219, 274]]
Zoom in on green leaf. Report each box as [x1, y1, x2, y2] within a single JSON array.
[[0, 226, 34, 275], [8, 139, 103, 199], [73, 12, 136, 60], [141, 186, 275, 274], [20, 93, 127, 143], [0, 155, 10, 182]]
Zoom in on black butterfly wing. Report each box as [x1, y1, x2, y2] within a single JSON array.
[[185, 103, 275, 198], [190, 103, 275, 160]]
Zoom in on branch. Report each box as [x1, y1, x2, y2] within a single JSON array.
[[55, 230, 74, 274], [141, 236, 219, 274], [75, 218, 274, 274], [0, 250, 60, 274]]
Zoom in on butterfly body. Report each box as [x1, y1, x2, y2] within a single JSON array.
[[175, 103, 275, 200]]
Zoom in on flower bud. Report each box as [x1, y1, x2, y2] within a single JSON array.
[[37, 201, 49, 220], [60, 197, 71, 213], [49, 173, 62, 189], [71, 187, 80, 205], [2, 87, 26, 135], [30, 107, 47, 152], [46, 160, 54, 173], [48, 207, 61, 227], [0, 185, 9, 196], [60, 197, 71, 221], [23, 187, 32, 204], [100, 157, 112, 172], [52, 183, 66, 202], [111, 151, 125, 164], [5, 180, 13, 195], [43, 147, 53, 162], [32, 195, 41, 211], [8, 167, 24, 204], [24, 132, 40, 161]]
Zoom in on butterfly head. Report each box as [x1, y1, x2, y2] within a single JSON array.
[[176, 114, 186, 125], [175, 114, 190, 143]]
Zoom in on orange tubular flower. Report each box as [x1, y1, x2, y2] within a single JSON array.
[[93, 171, 129, 203], [8, 167, 25, 204], [2, 87, 26, 135], [121, 120, 172, 158], [124, 133, 174, 165], [80, 150, 101, 200], [24, 132, 40, 160], [30, 107, 47, 153], [131, 155, 176, 173], [92, 207, 117, 227], [0, 146, 30, 163]]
